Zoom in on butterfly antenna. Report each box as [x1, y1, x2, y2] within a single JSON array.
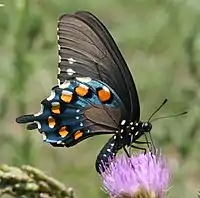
[[148, 99, 168, 122], [151, 111, 188, 122]]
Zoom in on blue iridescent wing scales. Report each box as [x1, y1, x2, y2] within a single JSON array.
[[16, 78, 124, 147]]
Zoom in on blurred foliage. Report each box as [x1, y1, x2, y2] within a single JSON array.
[[0, 0, 200, 198], [0, 164, 74, 198]]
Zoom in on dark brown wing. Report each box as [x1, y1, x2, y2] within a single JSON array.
[[57, 11, 140, 121]]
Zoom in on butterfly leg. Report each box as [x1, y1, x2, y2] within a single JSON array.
[[123, 146, 130, 157], [131, 144, 147, 153], [95, 135, 118, 174], [134, 140, 151, 144], [144, 132, 156, 154]]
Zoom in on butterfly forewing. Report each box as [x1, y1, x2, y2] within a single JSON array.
[[57, 11, 140, 121]]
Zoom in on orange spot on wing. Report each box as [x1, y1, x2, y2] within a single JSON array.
[[74, 130, 83, 140], [75, 84, 89, 96], [98, 87, 111, 102], [61, 93, 72, 103], [48, 116, 56, 128], [59, 126, 69, 137], [51, 105, 60, 114]]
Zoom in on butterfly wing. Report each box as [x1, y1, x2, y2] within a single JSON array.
[[57, 11, 140, 121], [16, 11, 140, 149], [16, 78, 124, 147]]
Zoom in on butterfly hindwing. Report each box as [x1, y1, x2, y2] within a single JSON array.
[[16, 78, 124, 147]]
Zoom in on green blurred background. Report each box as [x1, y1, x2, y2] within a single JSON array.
[[0, 0, 200, 197]]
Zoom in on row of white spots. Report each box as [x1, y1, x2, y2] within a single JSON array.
[[100, 121, 141, 158], [42, 133, 65, 145], [57, 27, 77, 79], [58, 77, 92, 89], [103, 137, 116, 157]]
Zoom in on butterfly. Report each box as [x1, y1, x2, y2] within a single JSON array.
[[16, 11, 155, 173]]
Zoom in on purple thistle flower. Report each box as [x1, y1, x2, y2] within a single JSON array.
[[101, 152, 170, 198]]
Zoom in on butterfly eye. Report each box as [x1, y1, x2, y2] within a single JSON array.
[[143, 122, 152, 132]]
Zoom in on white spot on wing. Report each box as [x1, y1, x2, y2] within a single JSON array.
[[59, 81, 70, 89], [76, 116, 79, 120], [51, 102, 60, 106], [79, 84, 89, 90], [42, 132, 47, 141], [121, 120, 126, 125], [57, 140, 62, 144], [68, 58, 76, 64], [47, 90, 56, 101], [76, 77, 92, 83], [58, 55, 61, 63], [102, 86, 110, 93], [48, 116, 55, 129], [58, 44, 61, 50], [62, 90, 73, 95], [35, 121, 41, 129], [34, 104, 44, 116], [80, 123, 83, 127], [67, 68, 76, 76], [57, 79, 60, 86], [58, 67, 61, 74]]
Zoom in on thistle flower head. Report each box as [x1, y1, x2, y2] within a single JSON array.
[[101, 152, 170, 198]]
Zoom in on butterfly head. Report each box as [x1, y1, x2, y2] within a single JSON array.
[[141, 122, 152, 133]]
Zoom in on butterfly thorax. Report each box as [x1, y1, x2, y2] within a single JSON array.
[[116, 120, 152, 148]]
